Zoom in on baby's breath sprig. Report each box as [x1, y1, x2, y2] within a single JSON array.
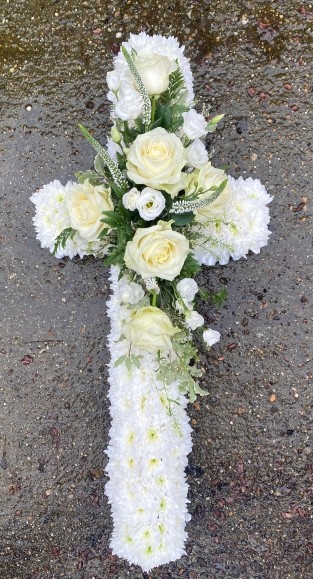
[[122, 47, 152, 129]]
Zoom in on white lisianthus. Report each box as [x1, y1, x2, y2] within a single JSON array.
[[176, 278, 198, 302], [126, 127, 186, 198], [203, 328, 221, 346], [134, 52, 176, 95], [123, 187, 141, 211], [136, 188, 166, 221], [185, 310, 204, 330], [114, 84, 144, 121], [124, 220, 190, 281], [65, 180, 113, 242], [182, 109, 208, 140], [118, 280, 145, 305], [185, 139, 209, 168], [123, 306, 179, 351]]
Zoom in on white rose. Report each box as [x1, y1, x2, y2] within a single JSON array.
[[182, 109, 208, 140], [185, 162, 231, 222], [134, 52, 176, 95], [203, 328, 221, 347], [106, 69, 121, 92], [136, 188, 166, 221], [66, 180, 113, 242], [126, 127, 186, 198], [115, 84, 143, 121], [176, 278, 199, 302], [118, 280, 145, 305], [185, 310, 204, 330], [123, 306, 179, 352], [124, 220, 190, 281], [185, 139, 209, 168], [123, 187, 141, 211]]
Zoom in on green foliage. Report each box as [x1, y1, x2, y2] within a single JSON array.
[[168, 211, 194, 226], [179, 253, 201, 278], [114, 353, 142, 371], [101, 205, 133, 267], [75, 170, 102, 186], [53, 228, 76, 255], [199, 286, 228, 309]]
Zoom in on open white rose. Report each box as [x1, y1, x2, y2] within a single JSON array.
[[123, 306, 179, 352], [176, 278, 198, 302], [114, 84, 143, 121], [118, 280, 145, 305], [122, 187, 141, 211], [203, 328, 221, 346], [124, 220, 190, 281], [66, 180, 113, 242], [185, 310, 204, 330], [134, 52, 176, 95], [186, 162, 231, 222], [182, 109, 208, 140], [126, 127, 186, 198], [136, 188, 166, 221], [185, 139, 209, 168]]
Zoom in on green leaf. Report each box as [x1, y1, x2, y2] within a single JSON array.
[[53, 227, 76, 256], [207, 113, 225, 132], [125, 357, 132, 372], [168, 211, 194, 226], [156, 103, 172, 129], [75, 170, 102, 186], [179, 253, 201, 278], [97, 227, 109, 240], [114, 354, 127, 367], [212, 287, 228, 309]]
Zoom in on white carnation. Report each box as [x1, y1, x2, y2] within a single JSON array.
[[192, 175, 272, 266], [182, 109, 208, 140], [136, 188, 166, 221]]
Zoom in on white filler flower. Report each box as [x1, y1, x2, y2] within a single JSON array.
[[122, 187, 141, 211], [182, 109, 208, 140], [136, 188, 166, 221]]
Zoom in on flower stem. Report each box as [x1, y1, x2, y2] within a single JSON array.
[[151, 292, 157, 307], [151, 97, 156, 125]]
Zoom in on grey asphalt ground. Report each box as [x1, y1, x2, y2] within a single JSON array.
[[1, 1, 312, 578]]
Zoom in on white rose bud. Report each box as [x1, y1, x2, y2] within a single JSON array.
[[185, 310, 205, 330], [123, 188, 141, 211], [182, 109, 208, 140], [176, 278, 199, 302], [106, 69, 121, 92], [134, 52, 176, 95], [203, 328, 221, 347], [118, 281, 145, 305], [136, 188, 166, 221], [186, 139, 209, 168]]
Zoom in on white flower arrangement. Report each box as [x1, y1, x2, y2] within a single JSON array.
[[30, 32, 272, 572]]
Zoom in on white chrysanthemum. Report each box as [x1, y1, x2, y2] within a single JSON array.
[[30, 180, 109, 259], [192, 175, 272, 266], [107, 32, 194, 121], [105, 266, 192, 572]]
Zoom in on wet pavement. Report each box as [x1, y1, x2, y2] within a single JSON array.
[[1, 1, 312, 578]]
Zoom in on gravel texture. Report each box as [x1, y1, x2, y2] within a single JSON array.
[[1, 1, 312, 578]]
